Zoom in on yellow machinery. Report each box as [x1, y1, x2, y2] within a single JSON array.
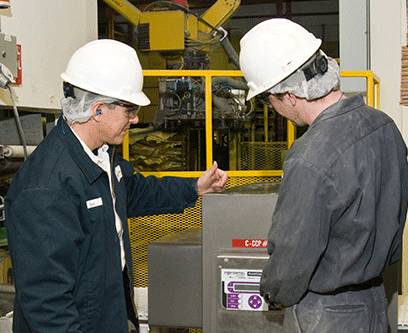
[[103, 1, 249, 168], [103, 0, 240, 61]]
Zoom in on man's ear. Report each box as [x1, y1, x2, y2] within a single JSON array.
[[286, 92, 297, 107], [92, 103, 103, 122]]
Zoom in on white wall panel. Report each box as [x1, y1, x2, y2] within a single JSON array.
[[0, 0, 97, 110]]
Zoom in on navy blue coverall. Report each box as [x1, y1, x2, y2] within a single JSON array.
[[6, 117, 198, 333]]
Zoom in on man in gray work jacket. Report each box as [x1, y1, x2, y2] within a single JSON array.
[[239, 19, 408, 332], [5, 39, 227, 333]]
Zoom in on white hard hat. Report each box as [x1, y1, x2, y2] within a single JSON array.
[[239, 18, 322, 100], [61, 39, 150, 106]]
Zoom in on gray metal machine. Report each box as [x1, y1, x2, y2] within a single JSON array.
[[202, 183, 283, 333], [148, 183, 283, 332]]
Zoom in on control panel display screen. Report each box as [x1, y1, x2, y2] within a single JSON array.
[[234, 283, 259, 292]]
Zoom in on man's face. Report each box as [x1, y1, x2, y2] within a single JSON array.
[[269, 94, 307, 127], [98, 103, 140, 145]]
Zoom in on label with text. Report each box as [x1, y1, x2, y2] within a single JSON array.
[[232, 239, 268, 249]]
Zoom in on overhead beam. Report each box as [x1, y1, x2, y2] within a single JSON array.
[[103, 0, 142, 25]]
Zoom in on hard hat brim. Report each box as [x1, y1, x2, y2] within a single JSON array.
[[130, 91, 151, 106], [61, 73, 151, 106]]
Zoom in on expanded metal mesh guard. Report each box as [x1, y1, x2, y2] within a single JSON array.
[[239, 142, 288, 170], [128, 175, 281, 287]]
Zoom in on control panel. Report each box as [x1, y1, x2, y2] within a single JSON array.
[[221, 268, 268, 311]]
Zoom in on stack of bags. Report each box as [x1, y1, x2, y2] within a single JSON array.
[[129, 128, 186, 171]]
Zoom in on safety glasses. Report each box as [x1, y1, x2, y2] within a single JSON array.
[[258, 91, 272, 106], [110, 101, 141, 116]]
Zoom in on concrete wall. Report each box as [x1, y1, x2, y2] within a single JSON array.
[[369, 0, 408, 326], [370, 0, 405, 131], [370, 0, 407, 282], [0, 0, 98, 110]]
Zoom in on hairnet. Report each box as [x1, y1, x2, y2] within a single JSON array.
[[60, 86, 117, 125], [269, 51, 340, 100]]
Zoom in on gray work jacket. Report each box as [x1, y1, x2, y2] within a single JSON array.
[[260, 95, 408, 307]]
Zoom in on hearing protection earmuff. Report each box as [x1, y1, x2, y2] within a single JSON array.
[[302, 54, 328, 81]]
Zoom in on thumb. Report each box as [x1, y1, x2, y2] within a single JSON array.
[[207, 161, 218, 175]]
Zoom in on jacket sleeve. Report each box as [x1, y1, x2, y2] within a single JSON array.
[[6, 188, 83, 333], [260, 159, 335, 307], [386, 132, 408, 265], [120, 161, 198, 217]]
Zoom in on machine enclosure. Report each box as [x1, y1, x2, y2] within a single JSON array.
[[138, 10, 198, 51], [148, 183, 284, 331], [148, 229, 202, 328], [202, 183, 283, 332]]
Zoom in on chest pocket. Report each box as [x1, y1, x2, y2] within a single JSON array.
[[85, 197, 105, 228]]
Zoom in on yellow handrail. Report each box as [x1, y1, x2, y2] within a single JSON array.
[[123, 70, 380, 178], [340, 70, 380, 108]]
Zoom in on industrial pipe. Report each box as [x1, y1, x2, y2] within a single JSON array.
[[1, 145, 36, 159]]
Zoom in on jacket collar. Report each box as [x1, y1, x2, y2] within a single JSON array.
[[310, 94, 366, 128], [56, 115, 105, 184]]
